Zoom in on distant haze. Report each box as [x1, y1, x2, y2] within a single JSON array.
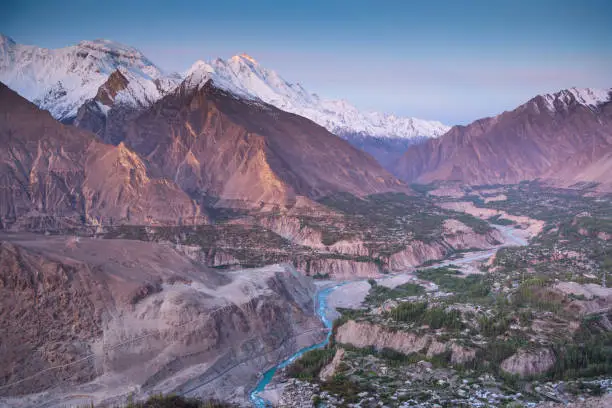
[[2, 0, 611, 125]]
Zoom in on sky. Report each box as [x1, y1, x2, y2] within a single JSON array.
[[2, 0, 611, 124]]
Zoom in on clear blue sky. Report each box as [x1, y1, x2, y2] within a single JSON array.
[[2, 0, 611, 124]]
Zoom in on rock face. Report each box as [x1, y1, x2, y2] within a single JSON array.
[[335, 320, 475, 364], [0, 82, 202, 229], [191, 215, 499, 279], [171, 215, 500, 279], [294, 257, 382, 279], [500, 348, 556, 377], [335, 320, 428, 355], [394, 88, 612, 190], [94, 69, 130, 105], [251, 212, 328, 249], [0, 240, 106, 394], [74, 68, 177, 145], [0, 233, 323, 406], [252, 209, 502, 277], [387, 225, 501, 272], [122, 79, 406, 207]]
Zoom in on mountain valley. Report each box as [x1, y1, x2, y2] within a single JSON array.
[[0, 28, 610, 408]]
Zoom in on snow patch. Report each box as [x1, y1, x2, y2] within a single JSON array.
[[539, 87, 611, 114], [568, 87, 611, 107]]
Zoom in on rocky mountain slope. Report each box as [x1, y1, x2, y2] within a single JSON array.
[[0, 82, 202, 230], [121, 76, 406, 207], [393, 87, 612, 190], [0, 233, 322, 406], [0, 34, 178, 122]]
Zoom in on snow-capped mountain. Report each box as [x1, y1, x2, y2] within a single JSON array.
[[183, 54, 450, 140], [0, 34, 178, 121], [72, 66, 182, 145], [538, 87, 611, 113], [0, 35, 448, 168]]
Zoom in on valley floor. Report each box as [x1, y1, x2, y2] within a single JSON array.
[[1, 182, 610, 408]]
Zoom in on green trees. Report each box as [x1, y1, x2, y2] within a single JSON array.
[[364, 282, 425, 306], [478, 313, 513, 337], [487, 214, 515, 226], [415, 267, 491, 301], [549, 322, 612, 380], [388, 302, 463, 331], [286, 348, 337, 380], [124, 394, 236, 408], [602, 255, 611, 287], [513, 278, 563, 312]]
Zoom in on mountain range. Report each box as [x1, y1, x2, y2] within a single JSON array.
[[393, 87, 612, 191], [1, 32, 611, 222], [0, 35, 408, 229], [0, 34, 448, 168]]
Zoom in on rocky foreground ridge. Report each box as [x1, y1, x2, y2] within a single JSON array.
[[0, 234, 323, 407]]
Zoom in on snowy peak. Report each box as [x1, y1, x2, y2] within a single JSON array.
[[182, 59, 248, 98], [232, 53, 258, 65], [77, 39, 149, 60], [0, 34, 17, 67], [181, 53, 449, 139], [185, 59, 211, 75], [0, 35, 177, 121], [537, 87, 612, 113], [565, 87, 611, 107]]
